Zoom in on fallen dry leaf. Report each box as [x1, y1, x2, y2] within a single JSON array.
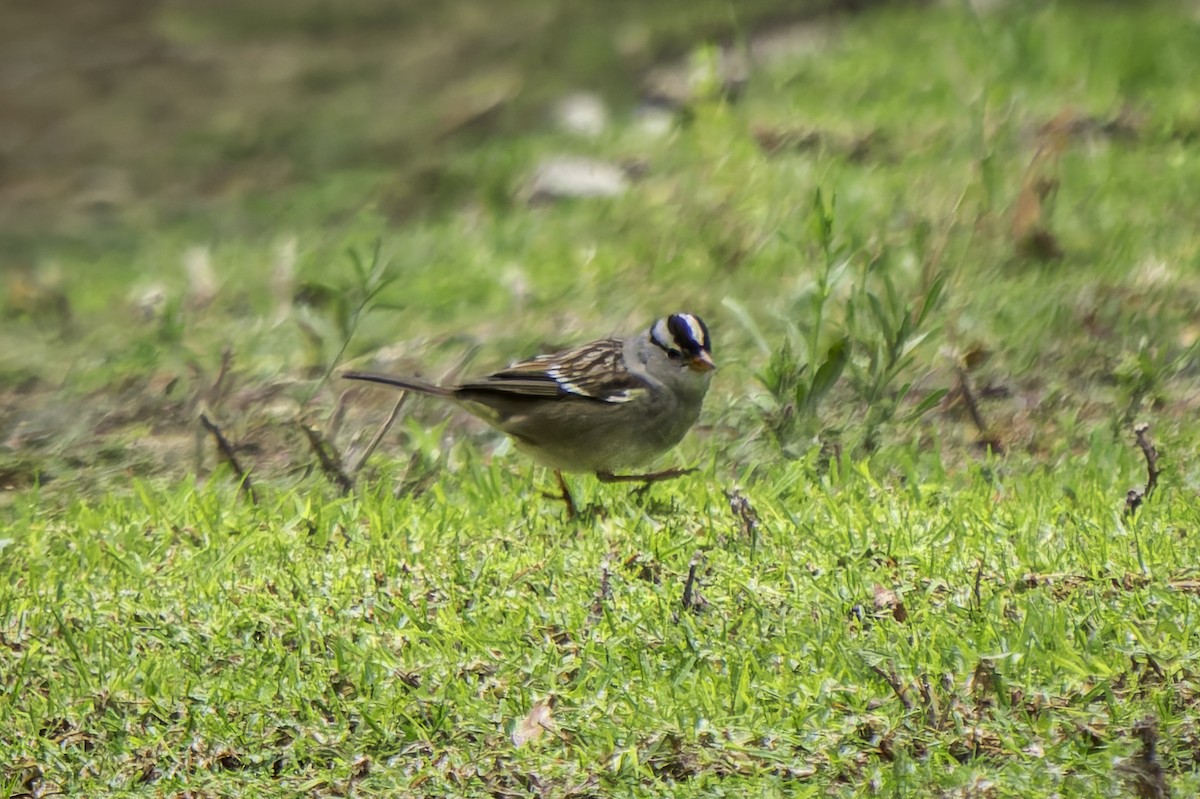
[[873, 584, 908, 623], [512, 701, 555, 748]]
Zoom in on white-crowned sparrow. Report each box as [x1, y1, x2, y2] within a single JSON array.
[[344, 313, 715, 514]]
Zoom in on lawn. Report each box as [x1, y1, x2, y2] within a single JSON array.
[[3, 1, 1200, 796]]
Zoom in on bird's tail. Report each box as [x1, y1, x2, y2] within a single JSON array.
[[341, 371, 453, 398]]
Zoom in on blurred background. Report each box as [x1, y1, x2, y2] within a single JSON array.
[[4, 0, 1199, 496], [1, 0, 874, 252]]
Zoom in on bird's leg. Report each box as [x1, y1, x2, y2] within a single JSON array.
[[553, 469, 578, 518], [595, 466, 696, 484]]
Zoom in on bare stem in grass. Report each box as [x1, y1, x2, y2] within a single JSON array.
[[917, 673, 941, 731], [869, 661, 913, 710], [199, 412, 259, 504], [681, 551, 707, 613], [1125, 423, 1161, 515], [1135, 423, 1160, 496], [587, 558, 612, 627], [300, 421, 355, 495], [350, 393, 410, 475], [972, 559, 985, 615], [725, 488, 760, 542], [209, 347, 234, 407], [955, 366, 1004, 454], [346, 344, 472, 476]]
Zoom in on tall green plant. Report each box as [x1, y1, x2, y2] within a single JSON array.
[[845, 257, 948, 452], [730, 190, 850, 456], [297, 239, 398, 403], [735, 190, 948, 458]]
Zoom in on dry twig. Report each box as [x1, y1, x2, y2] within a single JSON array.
[[725, 488, 760, 541], [586, 559, 613, 627], [1125, 423, 1161, 515], [350, 392, 410, 475], [1135, 423, 1160, 498], [955, 366, 1004, 454], [681, 551, 707, 613], [199, 412, 259, 504], [208, 347, 234, 407], [972, 559, 985, 614], [868, 662, 913, 710], [300, 421, 355, 494], [345, 344, 474, 476]]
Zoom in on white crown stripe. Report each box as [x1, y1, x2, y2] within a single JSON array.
[[651, 318, 673, 350], [680, 314, 706, 348]]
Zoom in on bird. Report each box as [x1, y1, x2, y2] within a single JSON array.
[[343, 312, 715, 516]]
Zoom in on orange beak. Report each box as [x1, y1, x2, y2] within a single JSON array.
[[688, 351, 716, 372]]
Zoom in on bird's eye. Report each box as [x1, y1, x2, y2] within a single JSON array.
[[666, 349, 683, 360]]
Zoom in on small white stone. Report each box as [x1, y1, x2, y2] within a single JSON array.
[[554, 92, 609, 138], [132, 284, 168, 321], [525, 156, 629, 203], [183, 245, 217, 308]]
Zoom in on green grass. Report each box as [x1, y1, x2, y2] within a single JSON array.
[[5, 453, 1199, 796], [4, 0, 1200, 795]]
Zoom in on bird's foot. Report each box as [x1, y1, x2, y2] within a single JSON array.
[[540, 469, 577, 519]]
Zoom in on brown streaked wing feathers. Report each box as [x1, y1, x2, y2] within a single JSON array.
[[455, 338, 642, 402]]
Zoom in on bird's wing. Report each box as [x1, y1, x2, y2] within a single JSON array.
[[457, 338, 644, 403]]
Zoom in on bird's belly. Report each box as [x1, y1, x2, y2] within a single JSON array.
[[509, 406, 694, 473]]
